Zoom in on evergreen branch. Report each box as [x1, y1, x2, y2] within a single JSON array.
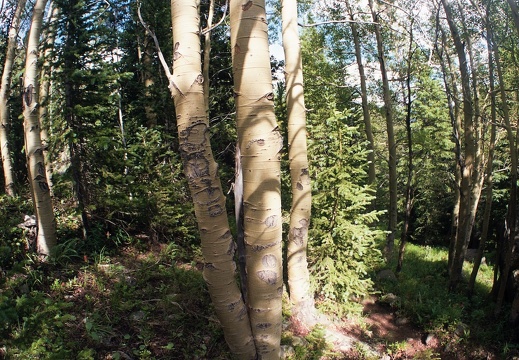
[[137, 1, 173, 79]]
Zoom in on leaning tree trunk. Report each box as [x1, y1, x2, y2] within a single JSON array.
[[0, 0, 27, 197], [369, 0, 397, 255], [230, 0, 283, 358], [23, 0, 57, 257], [168, 1, 256, 358], [282, 0, 315, 323]]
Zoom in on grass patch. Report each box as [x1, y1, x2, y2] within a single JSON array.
[[375, 243, 516, 357]]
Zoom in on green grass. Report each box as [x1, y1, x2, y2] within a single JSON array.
[[375, 243, 516, 357], [0, 246, 231, 359]]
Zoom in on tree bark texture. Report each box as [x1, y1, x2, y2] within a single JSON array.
[[230, 0, 283, 357], [282, 0, 315, 320], [23, 0, 57, 256], [0, 0, 26, 196], [169, 1, 256, 358]]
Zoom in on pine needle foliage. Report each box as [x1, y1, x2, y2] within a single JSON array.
[[307, 110, 384, 312]]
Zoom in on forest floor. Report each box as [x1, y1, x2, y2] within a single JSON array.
[[1, 240, 517, 359]]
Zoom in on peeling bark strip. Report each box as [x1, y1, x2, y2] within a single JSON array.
[[231, 0, 283, 357], [170, 1, 256, 358]]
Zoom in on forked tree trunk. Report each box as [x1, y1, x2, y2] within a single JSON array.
[[441, 0, 481, 290], [230, 0, 283, 357], [168, 1, 256, 358], [0, 0, 26, 197], [23, 0, 57, 256], [368, 0, 397, 255], [282, 0, 315, 323]]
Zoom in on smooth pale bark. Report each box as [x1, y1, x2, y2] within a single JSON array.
[[282, 0, 315, 321], [23, 0, 57, 256], [230, 0, 283, 358], [169, 1, 256, 358], [39, 3, 59, 197], [0, 0, 26, 196], [368, 0, 397, 255], [346, 0, 375, 186], [441, 0, 481, 290]]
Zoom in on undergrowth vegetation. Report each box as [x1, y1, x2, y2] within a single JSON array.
[[375, 243, 517, 358]]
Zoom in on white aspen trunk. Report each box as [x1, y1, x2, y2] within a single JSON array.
[[230, 0, 283, 357], [0, 0, 27, 197], [23, 0, 57, 256], [282, 0, 315, 322], [169, 1, 256, 358], [39, 3, 59, 197]]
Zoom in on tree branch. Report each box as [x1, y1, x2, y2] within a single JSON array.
[[298, 19, 378, 27], [137, 1, 172, 79], [201, 0, 228, 35]]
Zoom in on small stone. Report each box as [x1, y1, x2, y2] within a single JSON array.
[[421, 332, 435, 345], [281, 345, 295, 359]]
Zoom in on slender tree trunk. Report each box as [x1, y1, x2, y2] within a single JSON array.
[[397, 24, 415, 273], [169, 1, 256, 357], [39, 3, 59, 197], [23, 0, 57, 257], [0, 0, 26, 197], [441, 0, 480, 290], [369, 0, 397, 255], [346, 0, 375, 186], [203, 0, 214, 111], [282, 0, 315, 323], [468, 6, 496, 294], [492, 22, 517, 315], [230, 0, 283, 357]]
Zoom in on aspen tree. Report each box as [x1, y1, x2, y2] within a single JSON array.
[[168, 1, 257, 357], [23, 0, 57, 256], [282, 0, 315, 322], [0, 0, 26, 196], [230, 0, 283, 357]]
